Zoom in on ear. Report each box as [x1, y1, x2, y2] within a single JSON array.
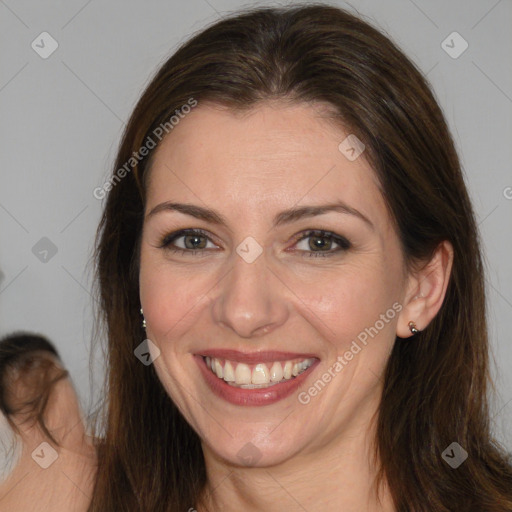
[[396, 240, 454, 338]]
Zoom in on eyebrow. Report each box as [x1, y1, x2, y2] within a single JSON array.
[[146, 201, 374, 231]]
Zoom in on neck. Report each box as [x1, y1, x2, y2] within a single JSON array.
[[197, 400, 395, 512]]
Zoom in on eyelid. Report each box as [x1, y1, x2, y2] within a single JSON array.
[[291, 229, 350, 247], [159, 228, 218, 249]]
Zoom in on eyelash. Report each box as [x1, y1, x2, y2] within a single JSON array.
[[158, 228, 351, 258]]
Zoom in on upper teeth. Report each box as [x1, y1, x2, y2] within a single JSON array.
[[204, 356, 315, 388]]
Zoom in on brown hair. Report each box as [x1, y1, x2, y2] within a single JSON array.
[[0, 332, 69, 446], [89, 3, 512, 510]]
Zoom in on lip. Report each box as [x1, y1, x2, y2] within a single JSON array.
[[197, 349, 318, 365], [194, 354, 320, 406]]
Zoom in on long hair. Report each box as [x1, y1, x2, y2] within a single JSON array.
[[89, 4, 512, 510], [0, 332, 69, 446]]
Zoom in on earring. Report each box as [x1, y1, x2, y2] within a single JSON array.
[[140, 308, 146, 329], [408, 321, 419, 335]]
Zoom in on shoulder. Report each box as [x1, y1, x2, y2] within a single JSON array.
[[0, 333, 98, 511]]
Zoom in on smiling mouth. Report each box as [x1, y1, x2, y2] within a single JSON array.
[[201, 355, 317, 389]]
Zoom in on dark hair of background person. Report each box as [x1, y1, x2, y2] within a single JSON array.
[[89, 3, 512, 511], [0, 332, 68, 446]]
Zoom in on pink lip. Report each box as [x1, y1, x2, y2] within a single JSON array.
[[194, 354, 320, 406], [197, 349, 318, 365]]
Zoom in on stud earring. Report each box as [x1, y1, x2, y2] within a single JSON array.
[[140, 308, 146, 329], [408, 321, 419, 335]]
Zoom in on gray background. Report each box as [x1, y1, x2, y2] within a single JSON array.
[[1, 0, 511, 450]]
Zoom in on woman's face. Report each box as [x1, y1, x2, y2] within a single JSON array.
[[139, 101, 411, 467]]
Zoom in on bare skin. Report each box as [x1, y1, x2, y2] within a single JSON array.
[[139, 100, 453, 512], [0, 355, 97, 512]]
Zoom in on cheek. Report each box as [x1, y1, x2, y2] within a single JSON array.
[[139, 260, 206, 339], [292, 260, 401, 352], [139, 234, 404, 356]]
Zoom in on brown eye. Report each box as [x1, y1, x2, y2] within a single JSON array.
[[294, 230, 351, 258]]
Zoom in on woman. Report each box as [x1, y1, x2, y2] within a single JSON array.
[[2, 3, 511, 511], [0, 333, 96, 511]]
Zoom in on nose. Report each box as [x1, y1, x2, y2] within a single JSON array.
[[211, 249, 289, 339]]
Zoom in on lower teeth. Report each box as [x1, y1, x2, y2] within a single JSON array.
[[226, 380, 290, 389]]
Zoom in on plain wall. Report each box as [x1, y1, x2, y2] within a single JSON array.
[[1, 0, 511, 452]]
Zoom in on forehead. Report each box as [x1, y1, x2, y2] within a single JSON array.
[[145, 101, 389, 231]]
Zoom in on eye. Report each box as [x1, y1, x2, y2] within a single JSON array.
[[159, 229, 217, 256], [158, 228, 351, 258], [292, 229, 351, 258]]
